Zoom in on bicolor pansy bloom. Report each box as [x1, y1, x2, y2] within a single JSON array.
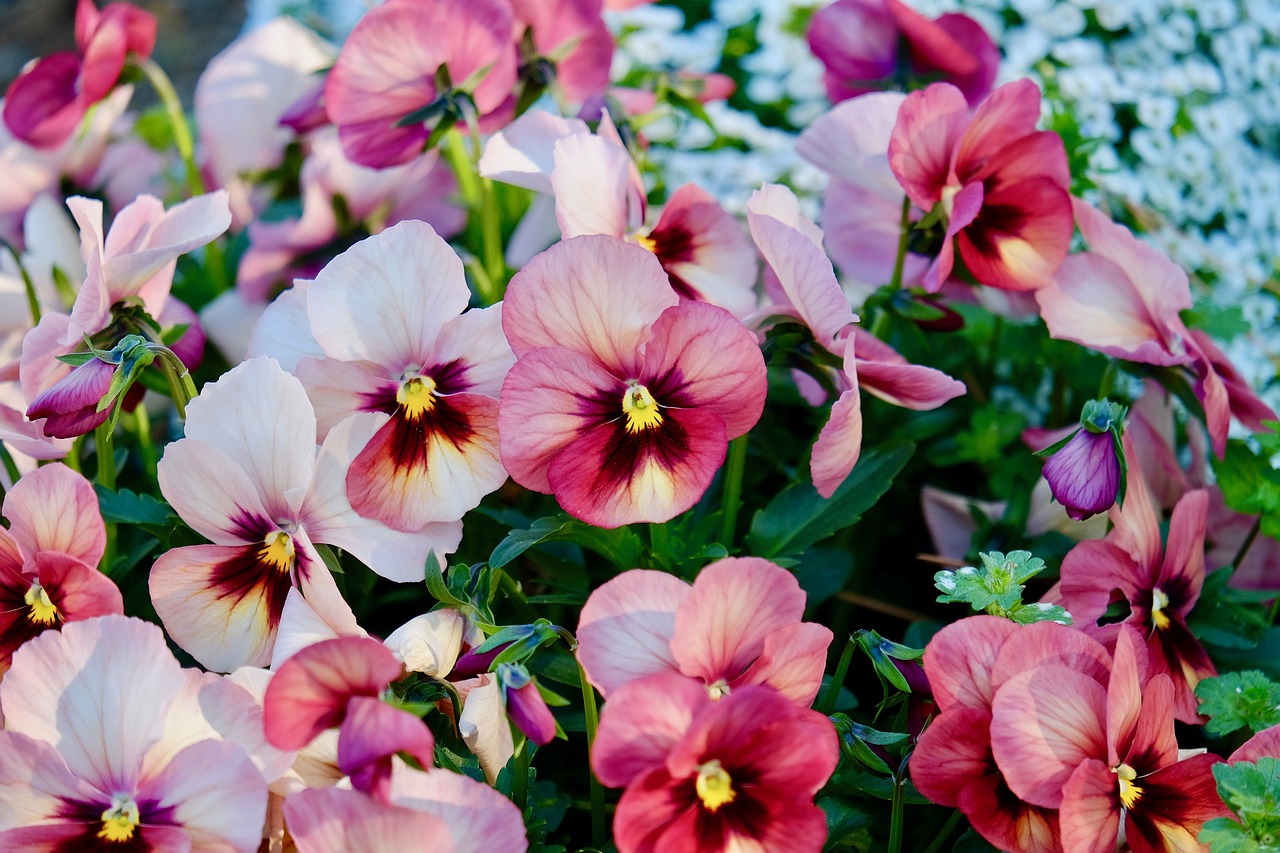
[[498, 235, 767, 528]]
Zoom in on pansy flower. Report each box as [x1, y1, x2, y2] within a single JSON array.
[[499, 235, 767, 527]]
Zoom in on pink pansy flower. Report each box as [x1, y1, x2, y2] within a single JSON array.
[[1055, 435, 1217, 724], [325, 0, 518, 168], [194, 17, 337, 227], [251, 221, 513, 532], [797, 92, 930, 290], [150, 356, 460, 672], [499, 235, 766, 527], [991, 626, 1229, 852], [808, 0, 998, 107], [746, 184, 965, 496], [3, 0, 156, 149], [577, 557, 832, 703], [512, 0, 613, 104], [0, 463, 119, 667], [1231, 724, 1280, 763], [888, 80, 1073, 292], [264, 637, 436, 802], [284, 764, 528, 853], [481, 111, 759, 317], [0, 616, 268, 851], [593, 674, 838, 853]]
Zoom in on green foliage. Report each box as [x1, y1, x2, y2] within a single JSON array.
[[1203, 759, 1280, 851], [488, 514, 643, 571], [1191, 569, 1276, 650], [934, 550, 1072, 624], [1214, 432, 1280, 541], [1197, 672, 1280, 736]]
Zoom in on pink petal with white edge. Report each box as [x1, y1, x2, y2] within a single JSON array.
[[811, 344, 863, 498], [480, 111, 590, 195], [392, 765, 529, 853], [990, 665, 1108, 808], [246, 281, 325, 372], [649, 183, 758, 319], [923, 615, 1018, 713], [0, 615, 184, 793], [854, 332, 967, 409], [456, 675, 514, 784], [345, 392, 507, 530], [748, 184, 856, 349], [797, 92, 907, 198], [577, 569, 689, 697], [502, 235, 677, 375], [142, 738, 268, 853], [306, 221, 470, 368], [384, 609, 468, 677], [671, 557, 807, 688], [642, 301, 766, 438], [427, 304, 514, 398], [285, 786, 456, 853], [0, 732, 94, 830], [3, 462, 104, 567], [887, 83, 969, 209], [549, 406, 728, 527], [182, 356, 317, 522], [302, 413, 461, 582], [591, 672, 710, 788], [498, 346, 620, 494], [157, 438, 277, 545], [733, 621, 834, 705]]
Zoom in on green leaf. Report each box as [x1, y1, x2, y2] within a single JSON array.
[[94, 486, 174, 528], [489, 514, 643, 570], [793, 549, 854, 609], [745, 442, 914, 559], [1191, 569, 1272, 650], [934, 550, 1064, 622], [1214, 759, 1280, 843], [1199, 818, 1264, 853], [1197, 672, 1280, 736], [424, 552, 469, 608], [1009, 602, 1074, 625]]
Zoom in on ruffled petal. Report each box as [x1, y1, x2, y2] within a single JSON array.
[[591, 672, 709, 788], [2, 462, 104, 567], [577, 569, 688, 697]]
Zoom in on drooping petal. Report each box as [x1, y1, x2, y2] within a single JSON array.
[[502, 235, 677, 375], [479, 111, 590, 194], [285, 787, 456, 853], [576, 569, 688, 697], [2, 462, 104, 567], [456, 675, 514, 784], [339, 696, 435, 800], [854, 332, 967, 410], [592, 672, 710, 788], [811, 380, 863, 499]]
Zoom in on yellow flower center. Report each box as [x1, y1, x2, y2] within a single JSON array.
[[1151, 587, 1171, 631], [695, 759, 736, 812], [259, 531, 295, 573], [1113, 763, 1143, 810], [632, 232, 658, 253], [622, 383, 663, 434], [706, 679, 731, 700], [98, 795, 140, 843], [24, 582, 59, 626], [397, 375, 438, 421]]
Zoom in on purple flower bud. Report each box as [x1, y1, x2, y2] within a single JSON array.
[[499, 664, 556, 746], [451, 641, 511, 678], [1042, 428, 1120, 521], [26, 358, 116, 438]]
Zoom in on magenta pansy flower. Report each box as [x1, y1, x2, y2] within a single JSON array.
[[808, 0, 998, 107], [499, 235, 766, 527], [251, 220, 513, 532], [3, 0, 156, 148], [888, 80, 1073, 291], [0, 616, 269, 851], [592, 674, 838, 853], [150, 356, 460, 672], [512, 0, 613, 104], [325, 0, 518, 168], [0, 463, 120, 666], [577, 557, 832, 703]]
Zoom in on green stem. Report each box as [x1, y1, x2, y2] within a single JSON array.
[[2, 241, 42, 324], [578, 661, 607, 848], [464, 113, 505, 303], [95, 422, 116, 571], [0, 443, 21, 486], [156, 351, 198, 419], [888, 194, 912, 291], [443, 131, 502, 305], [719, 435, 749, 548], [63, 436, 84, 474], [888, 760, 907, 853], [818, 634, 856, 715], [133, 57, 226, 289], [1098, 360, 1120, 399], [512, 737, 530, 814], [648, 522, 669, 568], [130, 405, 157, 484], [920, 810, 964, 853], [1232, 517, 1262, 573]]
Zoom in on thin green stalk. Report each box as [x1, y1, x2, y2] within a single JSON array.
[[512, 738, 530, 814], [578, 661, 607, 848], [1232, 517, 1262, 573], [463, 113, 505, 303], [649, 522, 669, 567], [131, 405, 157, 483], [888, 194, 912, 291], [1, 241, 42, 324], [888, 760, 907, 853], [63, 436, 84, 474], [920, 809, 964, 853], [0, 443, 20, 486], [818, 634, 856, 715], [719, 435, 749, 548], [133, 57, 225, 288], [95, 422, 116, 571], [443, 131, 502, 305], [1098, 360, 1120, 399], [156, 352, 198, 419]]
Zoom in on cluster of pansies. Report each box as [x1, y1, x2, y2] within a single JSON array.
[[1, 0, 1279, 851]]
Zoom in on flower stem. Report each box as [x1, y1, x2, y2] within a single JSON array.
[[443, 131, 503, 305], [95, 421, 116, 571], [0, 443, 20, 486], [920, 809, 963, 853], [578, 660, 607, 848], [463, 109, 506, 301], [132, 57, 226, 289], [818, 634, 856, 715], [512, 737, 530, 815], [1232, 516, 1262, 573], [130, 405, 157, 483], [1, 240, 42, 324], [888, 760, 907, 853], [155, 351, 198, 419], [888, 194, 912, 291], [719, 435, 749, 548]]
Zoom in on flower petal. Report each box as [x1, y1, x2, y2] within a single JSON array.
[[923, 614, 1017, 713], [591, 672, 710, 788], [1058, 758, 1121, 853], [285, 787, 454, 853], [577, 570, 689, 697], [887, 83, 969, 209], [456, 675, 513, 784], [391, 765, 530, 853], [2, 462, 104, 567], [551, 131, 638, 239], [479, 111, 590, 194], [647, 183, 758, 318]]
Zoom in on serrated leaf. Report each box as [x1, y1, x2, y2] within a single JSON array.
[[1197, 672, 1280, 736], [489, 514, 643, 570], [935, 550, 1051, 620], [745, 443, 914, 559], [1215, 758, 1280, 823], [1199, 818, 1262, 853], [1010, 602, 1074, 625]]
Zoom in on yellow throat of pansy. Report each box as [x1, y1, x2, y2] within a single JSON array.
[[259, 531, 296, 573], [623, 383, 663, 434], [397, 375, 438, 420], [98, 795, 140, 843], [696, 759, 737, 811], [24, 582, 59, 626]]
